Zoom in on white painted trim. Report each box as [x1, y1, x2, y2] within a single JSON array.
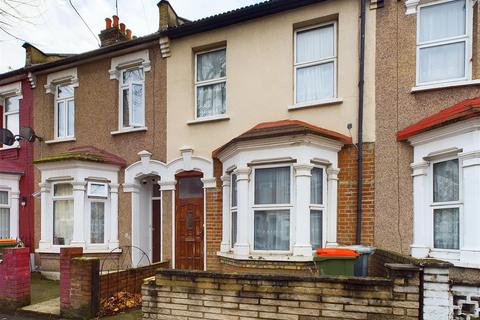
[[109, 49, 151, 80], [111, 127, 148, 135], [187, 115, 230, 125], [405, 0, 420, 15], [45, 68, 79, 94], [0, 82, 22, 97], [171, 189, 175, 269], [217, 251, 313, 262], [288, 97, 343, 110], [411, 79, 480, 92], [54, 84, 75, 140], [45, 137, 77, 145]]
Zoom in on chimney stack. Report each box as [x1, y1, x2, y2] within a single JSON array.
[[99, 15, 131, 47]]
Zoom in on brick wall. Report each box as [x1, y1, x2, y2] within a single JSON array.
[[205, 159, 223, 271], [60, 247, 83, 311], [142, 264, 421, 320], [338, 142, 375, 245], [0, 247, 30, 312]]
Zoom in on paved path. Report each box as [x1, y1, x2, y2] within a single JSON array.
[[0, 314, 42, 320]]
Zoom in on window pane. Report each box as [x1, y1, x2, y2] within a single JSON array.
[[5, 96, 20, 113], [255, 167, 290, 205], [419, 0, 466, 43], [433, 159, 459, 202], [311, 168, 323, 205], [310, 210, 323, 249], [90, 202, 105, 244], [57, 101, 66, 137], [57, 85, 74, 99], [5, 113, 19, 136], [122, 89, 129, 127], [0, 191, 7, 205], [231, 211, 237, 247], [132, 84, 144, 125], [54, 183, 73, 197], [254, 210, 290, 250], [296, 62, 334, 103], [197, 82, 226, 118], [197, 49, 226, 82], [89, 183, 107, 197], [178, 176, 203, 199], [419, 42, 465, 83], [67, 100, 74, 137], [0, 208, 9, 239], [434, 208, 459, 250], [53, 199, 73, 245], [296, 25, 334, 64], [123, 68, 144, 84], [231, 174, 237, 207]]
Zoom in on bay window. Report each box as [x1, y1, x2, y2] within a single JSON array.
[[417, 0, 469, 85], [90, 202, 105, 244], [231, 174, 237, 248], [195, 48, 227, 119], [310, 167, 324, 249], [120, 67, 145, 129], [3, 95, 20, 146], [0, 191, 10, 239], [55, 84, 75, 139], [53, 183, 74, 246], [295, 23, 336, 105]]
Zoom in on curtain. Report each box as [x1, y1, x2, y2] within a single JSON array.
[[197, 83, 226, 118], [57, 101, 65, 137], [0, 191, 8, 205], [434, 208, 459, 250], [296, 25, 334, 64], [231, 174, 237, 207], [311, 168, 323, 205], [122, 89, 129, 127], [53, 199, 74, 245], [296, 62, 334, 103], [5, 96, 19, 113], [67, 100, 74, 137], [0, 208, 9, 239], [90, 202, 105, 244], [433, 159, 459, 202], [231, 211, 237, 247], [419, 0, 465, 43], [254, 210, 290, 250], [132, 84, 144, 125], [255, 167, 290, 204], [54, 184, 73, 196], [197, 49, 226, 82], [123, 68, 144, 83], [310, 210, 323, 249], [419, 42, 465, 83]]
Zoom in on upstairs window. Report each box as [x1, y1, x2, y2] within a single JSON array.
[[55, 84, 75, 139], [295, 23, 336, 105], [195, 48, 227, 119], [120, 67, 145, 129], [3, 96, 20, 145], [417, 0, 469, 85], [0, 191, 10, 239]]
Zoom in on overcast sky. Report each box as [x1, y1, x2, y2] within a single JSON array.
[[0, 0, 263, 73]]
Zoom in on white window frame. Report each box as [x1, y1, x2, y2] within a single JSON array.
[[54, 84, 75, 140], [230, 173, 237, 249], [0, 190, 10, 239], [2, 95, 20, 148], [87, 199, 108, 247], [119, 66, 145, 129], [87, 182, 108, 198], [310, 166, 328, 249], [293, 21, 338, 106], [250, 164, 294, 254], [429, 156, 463, 252], [51, 182, 74, 247], [194, 47, 227, 120], [416, 0, 472, 86]]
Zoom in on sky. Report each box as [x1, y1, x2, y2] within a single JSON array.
[[0, 0, 264, 73]]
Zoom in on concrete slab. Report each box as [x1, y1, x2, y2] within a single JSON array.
[[18, 297, 60, 319]]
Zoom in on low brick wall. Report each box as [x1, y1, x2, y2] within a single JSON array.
[[0, 247, 31, 312], [142, 264, 421, 320], [369, 249, 417, 277], [100, 261, 169, 299]]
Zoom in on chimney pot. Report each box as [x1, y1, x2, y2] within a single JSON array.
[[105, 17, 112, 29], [112, 15, 119, 27], [120, 23, 126, 33], [126, 29, 132, 39]]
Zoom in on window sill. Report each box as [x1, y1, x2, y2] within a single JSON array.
[[217, 251, 313, 262], [0, 145, 19, 151], [111, 127, 148, 135], [45, 137, 76, 145], [187, 115, 230, 125], [411, 79, 480, 92], [36, 247, 122, 254], [288, 98, 343, 110]]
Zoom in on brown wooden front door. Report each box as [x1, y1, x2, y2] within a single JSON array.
[[175, 171, 204, 270]]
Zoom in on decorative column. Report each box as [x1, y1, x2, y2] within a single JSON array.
[[71, 181, 86, 247], [293, 164, 314, 256], [109, 183, 120, 250], [124, 183, 141, 266], [410, 161, 430, 258], [233, 167, 251, 257], [38, 182, 52, 249], [326, 167, 340, 247], [9, 191, 20, 240], [459, 151, 480, 264], [220, 175, 231, 253], [159, 181, 176, 267]]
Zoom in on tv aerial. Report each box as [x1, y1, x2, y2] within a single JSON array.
[[0, 127, 43, 146]]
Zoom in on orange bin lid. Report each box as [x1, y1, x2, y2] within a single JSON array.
[[0, 239, 16, 244], [316, 248, 359, 257]]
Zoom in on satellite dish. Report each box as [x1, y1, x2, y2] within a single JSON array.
[[0, 128, 15, 146], [20, 127, 40, 143]]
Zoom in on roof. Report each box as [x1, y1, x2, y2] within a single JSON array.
[[397, 97, 480, 141], [163, 0, 327, 39], [34, 146, 127, 167], [0, 161, 24, 175], [213, 119, 352, 158]]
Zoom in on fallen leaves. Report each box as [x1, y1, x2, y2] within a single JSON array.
[[97, 291, 142, 317]]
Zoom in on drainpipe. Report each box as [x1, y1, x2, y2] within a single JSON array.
[[356, 0, 366, 245]]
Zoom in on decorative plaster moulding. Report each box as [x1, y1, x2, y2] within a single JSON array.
[[44, 68, 79, 94], [109, 49, 151, 80], [405, 0, 420, 15], [407, 118, 480, 146], [159, 37, 171, 58], [0, 81, 22, 98]]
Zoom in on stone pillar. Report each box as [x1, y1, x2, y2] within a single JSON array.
[[422, 264, 453, 320], [459, 151, 480, 264], [293, 164, 313, 256], [71, 181, 86, 247], [38, 182, 52, 249], [233, 168, 251, 257], [9, 191, 20, 240], [385, 263, 421, 319], [109, 183, 120, 250], [220, 175, 231, 253], [410, 162, 430, 258], [326, 167, 340, 247]]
